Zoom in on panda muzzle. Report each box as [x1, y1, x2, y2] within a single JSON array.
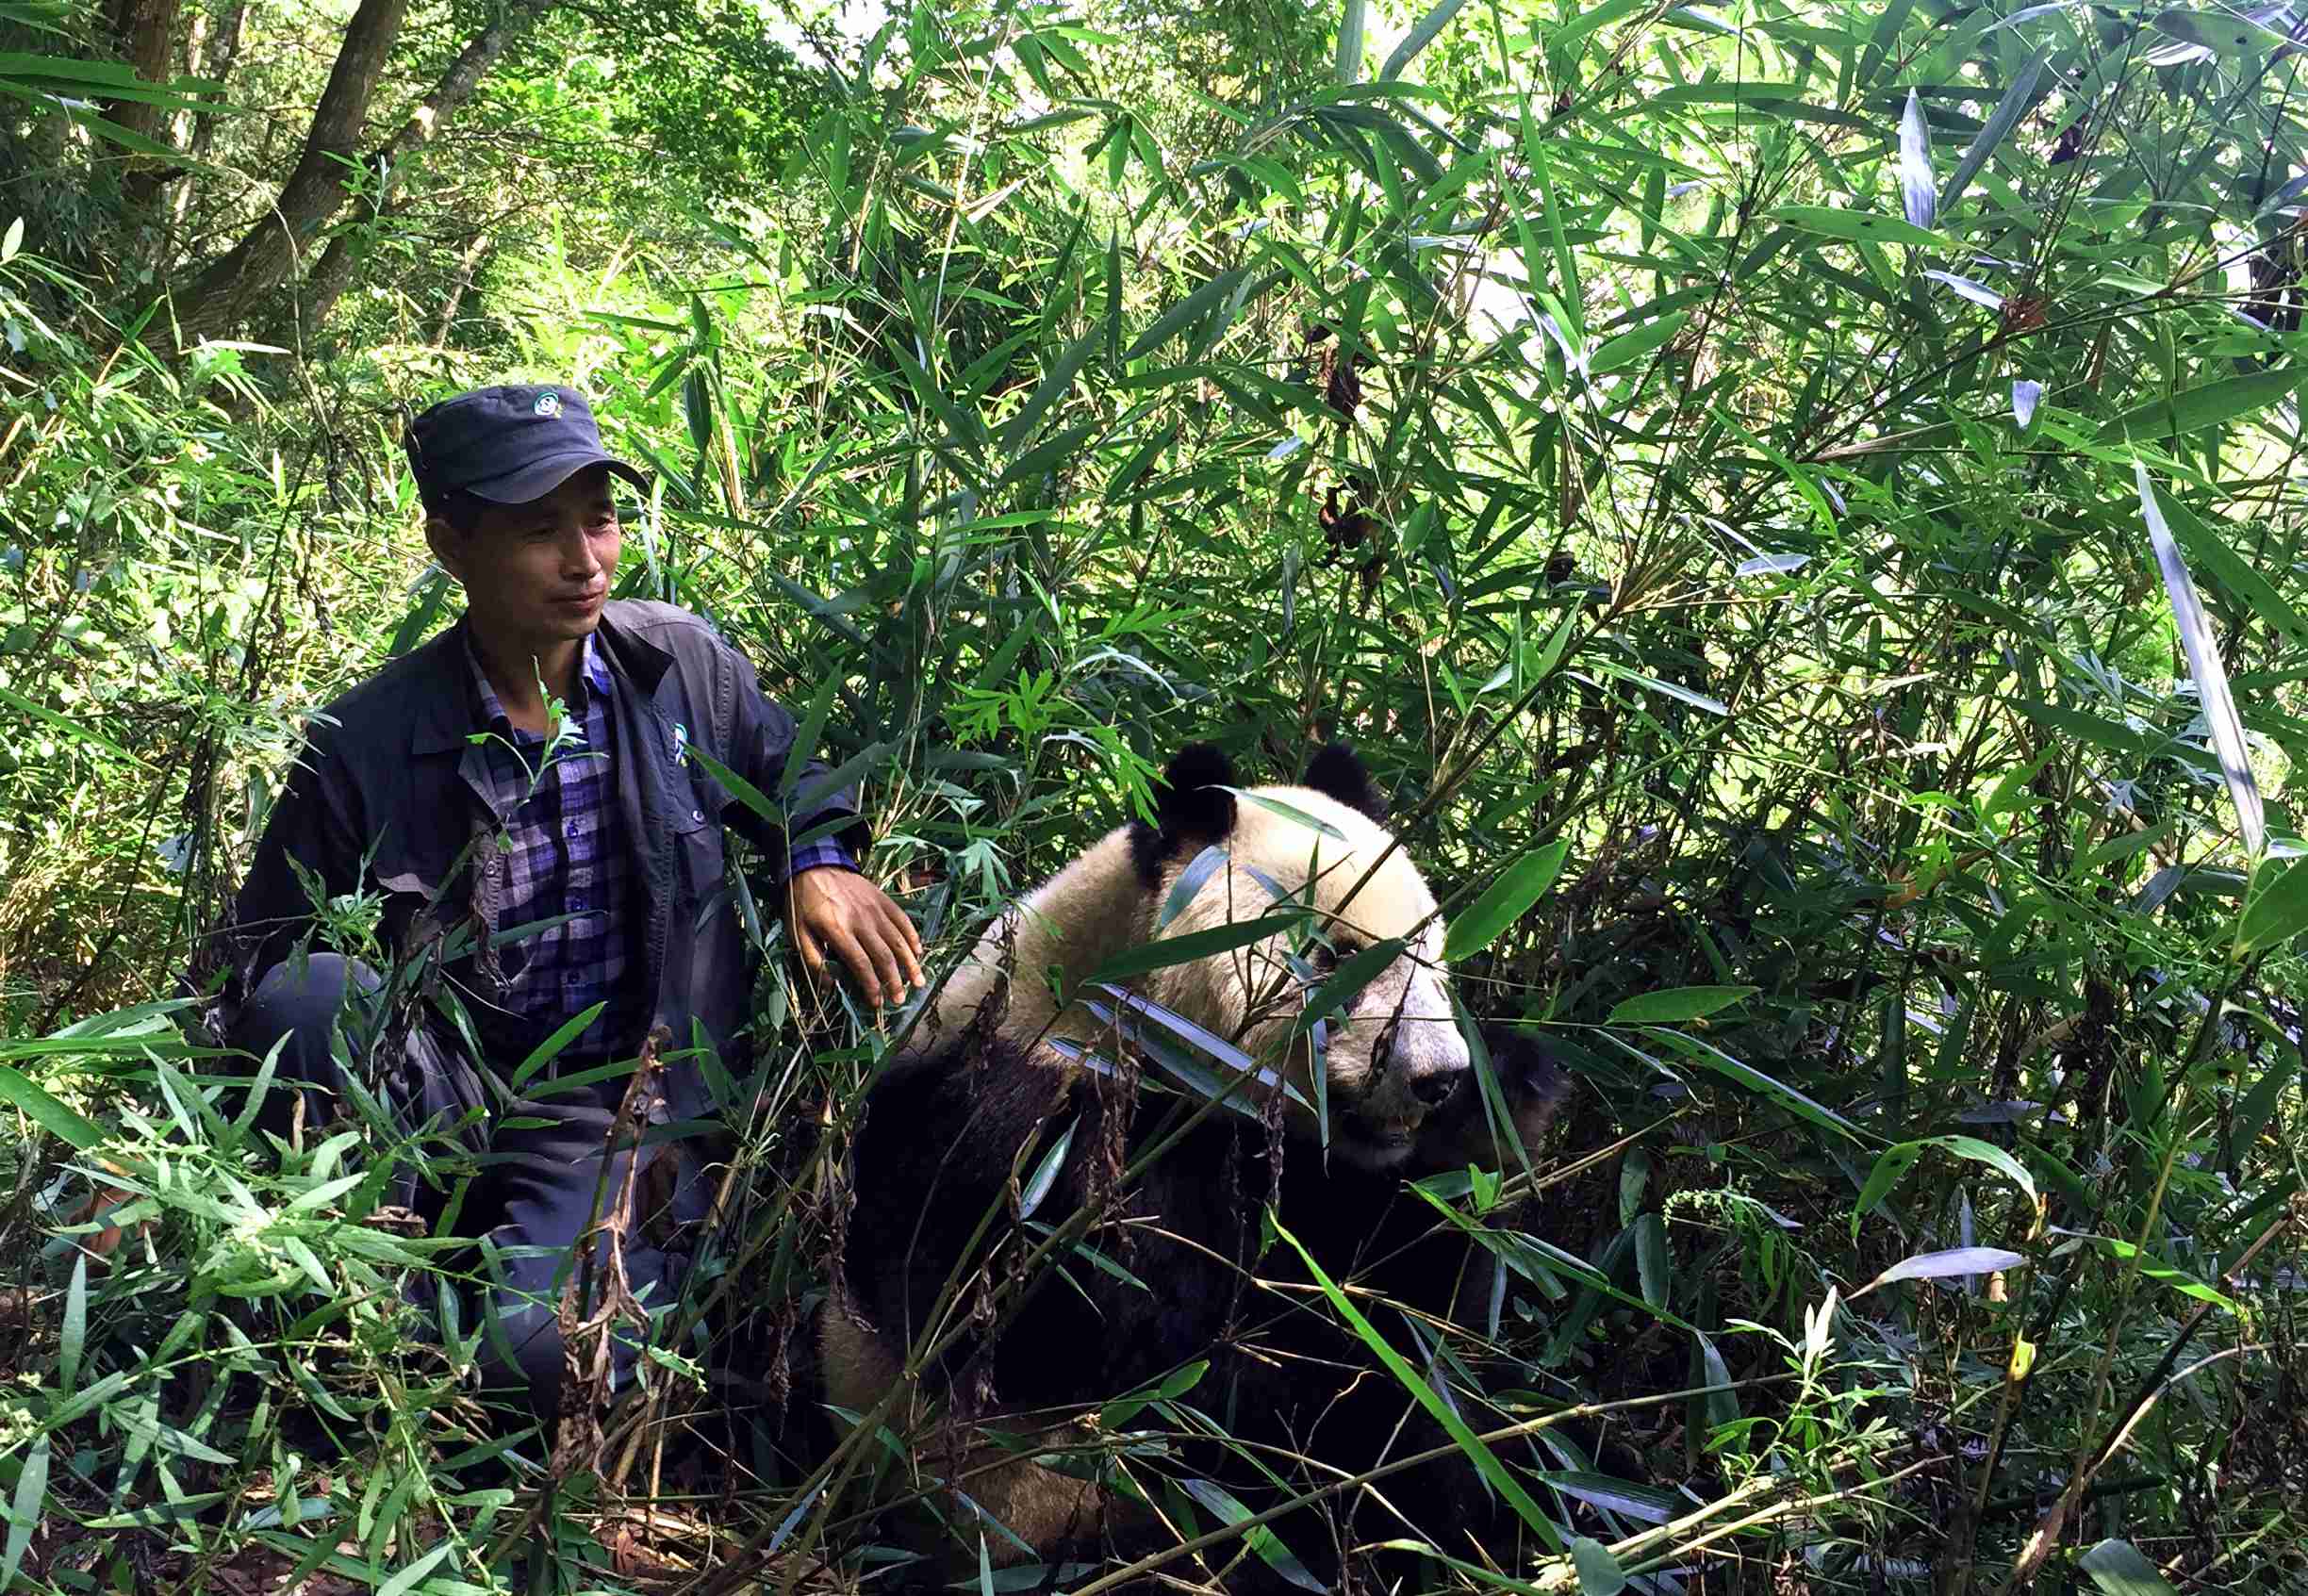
[[1377, 1018, 1471, 1116]]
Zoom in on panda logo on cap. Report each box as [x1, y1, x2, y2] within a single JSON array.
[[533, 390, 562, 418]]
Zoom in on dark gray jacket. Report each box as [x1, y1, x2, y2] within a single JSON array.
[[197, 599, 863, 1118]]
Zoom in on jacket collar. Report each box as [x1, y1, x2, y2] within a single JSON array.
[[408, 618, 488, 756], [591, 601, 677, 701], [406, 604, 677, 756]]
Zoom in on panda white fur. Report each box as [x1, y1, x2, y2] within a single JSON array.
[[911, 740, 1494, 1170], [814, 742, 1567, 1584]]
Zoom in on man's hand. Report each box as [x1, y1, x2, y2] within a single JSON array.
[[789, 868, 926, 1008]]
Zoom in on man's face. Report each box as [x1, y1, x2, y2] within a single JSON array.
[[428, 466, 621, 653]]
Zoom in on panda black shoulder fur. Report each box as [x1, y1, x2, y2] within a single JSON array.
[[816, 741, 1570, 1587]]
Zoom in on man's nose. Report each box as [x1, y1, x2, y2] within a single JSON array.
[[561, 526, 601, 575]]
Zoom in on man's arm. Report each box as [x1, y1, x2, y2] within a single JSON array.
[[187, 728, 366, 1019], [718, 643, 870, 872], [718, 642, 923, 1007]]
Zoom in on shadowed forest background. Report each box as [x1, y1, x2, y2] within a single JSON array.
[[2, 0, 2307, 1588]]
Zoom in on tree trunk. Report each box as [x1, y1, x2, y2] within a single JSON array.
[[186, 0, 246, 159], [165, 3, 207, 224], [293, 0, 553, 337], [173, 5, 205, 142], [107, 0, 181, 204], [165, 0, 412, 352], [432, 230, 494, 346]]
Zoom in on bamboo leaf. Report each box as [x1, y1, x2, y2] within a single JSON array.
[[1016, 1120, 1075, 1221], [1083, 912, 1307, 986], [2137, 463, 2264, 859], [58, 1254, 86, 1393], [1294, 936, 1411, 1033], [1126, 268, 1251, 361], [2172, 509, 2308, 645], [1380, 0, 1469, 79], [0, 683, 146, 766], [1591, 310, 1689, 374], [1857, 0, 1920, 84], [791, 738, 896, 817], [1690, 1328, 1739, 1431], [1855, 1136, 2037, 1239], [1633, 1214, 1669, 1309], [1924, 270, 2003, 309], [2099, 369, 2300, 441], [1772, 205, 1940, 248], [1938, 56, 2046, 213], [1158, 844, 1230, 931], [1087, 987, 1283, 1090], [1572, 1537, 1627, 1595], [0, 1064, 105, 1150], [1274, 1219, 1564, 1550], [1607, 985, 1755, 1025], [1553, 0, 1651, 50], [1442, 839, 1571, 962], [1898, 89, 1936, 230], [998, 323, 1103, 459], [2236, 858, 2308, 952], [1230, 789, 1349, 841], [2225, 1054, 2295, 1166], [2013, 378, 2043, 427], [1655, 1031, 1863, 1142], [2, 1437, 47, 1589], [1857, 1245, 2024, 1294], [2080, 1538, 2177, 1595], [376, 1543, 453, 1596], [1539, 1473, 1682, 1524], [509, 1002, 608, 1092], [1179, 1479, 1326, 1592]]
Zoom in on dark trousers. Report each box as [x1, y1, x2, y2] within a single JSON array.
[[227, 954, 704, 1413]]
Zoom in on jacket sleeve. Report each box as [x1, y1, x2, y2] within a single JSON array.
[[720, 637, 872, 875], [185, 724, 369, 1018]]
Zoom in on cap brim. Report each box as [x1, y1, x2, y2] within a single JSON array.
[[461, 450, 651, 506]]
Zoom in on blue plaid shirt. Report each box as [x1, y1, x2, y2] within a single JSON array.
[[466, 629, 856, 1063]]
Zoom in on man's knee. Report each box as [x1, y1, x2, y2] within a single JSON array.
[[472, 1239, 683, 1415], [233, 953, 380, 1060], [230, 954, 384, 1138]]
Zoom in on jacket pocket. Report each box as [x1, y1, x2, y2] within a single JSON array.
[[671, 792, 726, 902]]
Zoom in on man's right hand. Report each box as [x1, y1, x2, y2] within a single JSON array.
[[788, 868, 926, 1009]]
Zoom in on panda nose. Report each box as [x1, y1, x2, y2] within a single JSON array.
[[1381, 1013, 1471, 1111], [1410, 1064, 1466, 1111]]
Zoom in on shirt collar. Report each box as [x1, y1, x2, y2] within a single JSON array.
[[463, 625, 612, 733]]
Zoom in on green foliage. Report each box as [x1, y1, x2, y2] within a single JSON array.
[[2, 0, 2306, 1588]]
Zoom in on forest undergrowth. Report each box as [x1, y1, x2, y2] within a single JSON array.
[[3, 0, 2307, 1589]]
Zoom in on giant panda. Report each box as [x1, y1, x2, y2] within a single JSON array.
[[815, 741, 1569, 1588]]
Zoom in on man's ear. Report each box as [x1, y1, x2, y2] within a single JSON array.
[[422, 511, 466, 580]]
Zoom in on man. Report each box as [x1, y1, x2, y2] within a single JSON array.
[[195, 383, 922, 1411]]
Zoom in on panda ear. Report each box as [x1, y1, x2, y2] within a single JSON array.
[[1129, 742, 1238, 885], [1301, 742, 1387, 822]]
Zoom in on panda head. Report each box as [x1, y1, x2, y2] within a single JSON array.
[[1126, 740, 1469, 1171]]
